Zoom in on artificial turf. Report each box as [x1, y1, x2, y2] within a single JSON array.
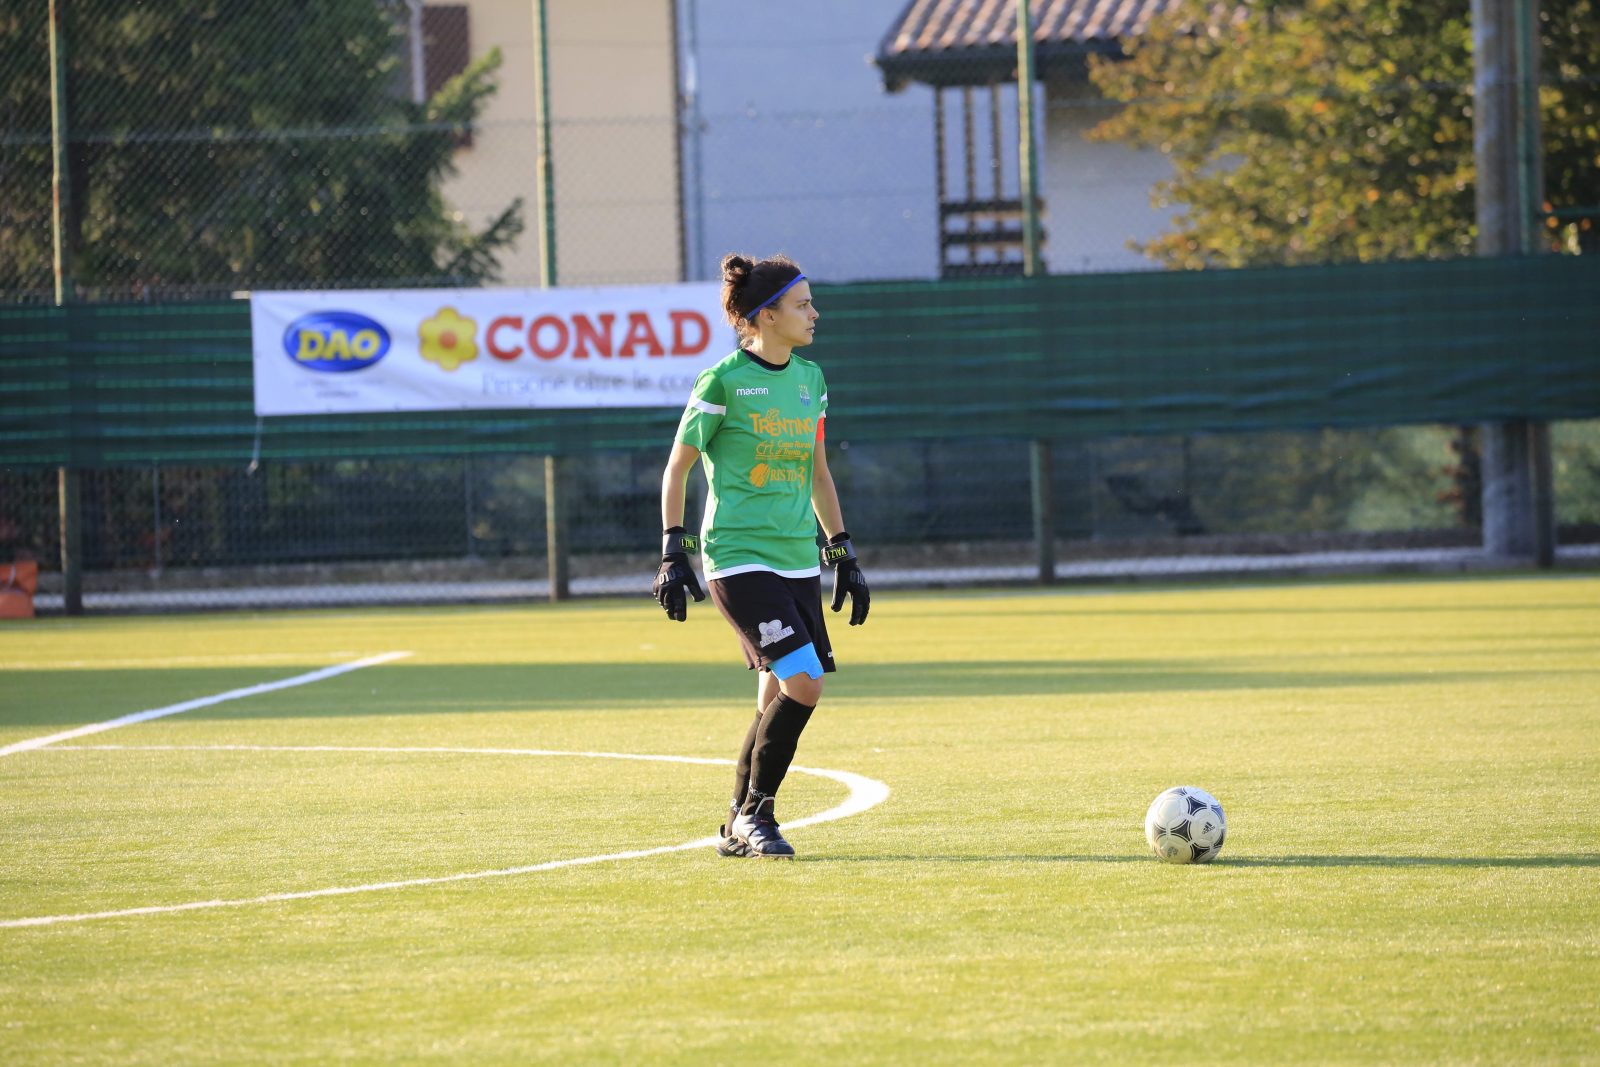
[[2, 574, 1597, 1064]]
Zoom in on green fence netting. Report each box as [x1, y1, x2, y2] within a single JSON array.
[[3, 255, 1597, 470]]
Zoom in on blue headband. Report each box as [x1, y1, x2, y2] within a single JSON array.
[[747, 273, 806, 319]]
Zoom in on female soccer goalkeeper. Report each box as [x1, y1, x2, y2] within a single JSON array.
[[653, 252, 870, 860]]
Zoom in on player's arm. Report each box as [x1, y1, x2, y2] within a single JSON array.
[[653, 442, 705, 621], [812, 443, 870, 626], [662, 441, 700, 532], [810, 442, 845, 539]]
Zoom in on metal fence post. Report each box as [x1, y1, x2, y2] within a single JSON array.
[[59, 467, 82, 614], [1017, 0, 1054, 585], [532, 0, 568, 600], [1530, 420, 1555, 568], [152, 464, 162, 574], [1030, 439, 1055, 585], [50, 0, 84, 615], [545, 455, 569, 600], [1015, 0, 1042, 277], [463, 455, 476, 557], [1473, 0, 1551, 564]]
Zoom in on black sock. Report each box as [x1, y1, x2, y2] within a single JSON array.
[[729, 711, 762, 815], [743, 693, 815, 812]]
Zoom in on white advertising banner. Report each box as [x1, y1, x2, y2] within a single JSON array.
[[250, 283, 726, 415]]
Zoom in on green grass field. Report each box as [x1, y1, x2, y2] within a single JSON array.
[[3, 575, 1598, 1064]]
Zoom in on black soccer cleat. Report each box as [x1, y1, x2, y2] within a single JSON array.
[[716, 827, 753, 858], [716, 804, 753, 858], [730, 796, 795, 859]]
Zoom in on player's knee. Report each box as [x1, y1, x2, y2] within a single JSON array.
[[770, 643, 825, 705]]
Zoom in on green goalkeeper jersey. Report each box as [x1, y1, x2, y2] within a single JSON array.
[[674, 348, 829, 579]]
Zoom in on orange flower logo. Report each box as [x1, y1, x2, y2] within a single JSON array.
[[419, 307, 478, 371]]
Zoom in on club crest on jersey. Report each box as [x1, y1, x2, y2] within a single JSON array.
[[798, 385, 812, 406]]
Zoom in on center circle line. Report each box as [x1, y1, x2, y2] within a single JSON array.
[[2, 744, 891, 929]]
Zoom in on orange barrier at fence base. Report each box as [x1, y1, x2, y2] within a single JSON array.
[[1, 561, 38, 619]]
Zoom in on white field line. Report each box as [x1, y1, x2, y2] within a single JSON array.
[[0, 652, 413, 759], [2, 745, 892, 929]]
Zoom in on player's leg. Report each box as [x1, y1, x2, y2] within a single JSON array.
[[711, 573, 835, 858], [750, 574, 834, 802], [735, 669, 782, 804], [758, 667, 782, 707], [745, 657, 822, 810], [731, 646, 823, 858], [716, 670, 780, 857]]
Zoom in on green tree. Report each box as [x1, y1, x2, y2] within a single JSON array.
[[1553, 420, 1600, 525], [1087, 0, 1598, 268], [0, 0, 521, 297], [1541, 0, 1600, 253]]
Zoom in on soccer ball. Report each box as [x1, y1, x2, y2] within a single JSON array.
[[1144, 786, 1227, 864]]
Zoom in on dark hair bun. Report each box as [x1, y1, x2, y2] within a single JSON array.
[[720, 254, 753, 287], [718, 252, 801, 333]]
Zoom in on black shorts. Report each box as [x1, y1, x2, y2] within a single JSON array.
[[709, 570, 837, 675]]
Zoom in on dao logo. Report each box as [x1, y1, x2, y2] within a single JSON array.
[[283, 311, 390, 373]]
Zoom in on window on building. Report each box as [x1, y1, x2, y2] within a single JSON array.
[[422, 4, 472, 147]]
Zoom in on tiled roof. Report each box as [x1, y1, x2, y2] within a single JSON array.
[[877, 0, 1178, 88]]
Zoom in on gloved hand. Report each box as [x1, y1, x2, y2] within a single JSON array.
[[652, 526, 705, 622], [822, 531, 870, 626]]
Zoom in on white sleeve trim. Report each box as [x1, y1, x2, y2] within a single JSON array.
[[691, 398, 726, 415]]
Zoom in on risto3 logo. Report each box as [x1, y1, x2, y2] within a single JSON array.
[[283, 311, 391, 372]]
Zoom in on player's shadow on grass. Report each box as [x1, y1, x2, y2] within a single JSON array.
[[835, 660, 1514, 699], [804, 854, 1600, 869], [1201, 854, 1600, 869], [0, 657, 1556, 726], [914, 600, 1599, 620]]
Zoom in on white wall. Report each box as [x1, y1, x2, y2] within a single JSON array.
[[682, 0, 939, 283], [436, 2, 539, 287], [439, 2, 1176, 287], [1039, 79, 1173, 274], [547, 0, 680, 286], [438, 0, 680, 288], [685, 3, 1178, 281]]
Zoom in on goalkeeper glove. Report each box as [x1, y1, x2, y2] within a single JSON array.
[[822, 531, 870, 626], [652, 527, 705, 622]]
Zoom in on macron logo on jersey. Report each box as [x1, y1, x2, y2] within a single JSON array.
[[735, 387, 770, 396]]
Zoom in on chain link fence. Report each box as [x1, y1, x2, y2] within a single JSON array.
[[3, 422, 1598, 611], [1, 1, 1597, 612], [9, 1, 1590, 297]]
